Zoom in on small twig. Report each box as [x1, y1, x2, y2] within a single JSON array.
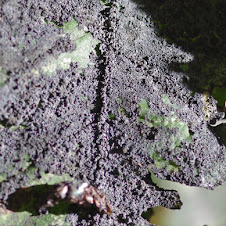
[[209, 119, 226, 127]]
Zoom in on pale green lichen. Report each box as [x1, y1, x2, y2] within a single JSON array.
[[63, 19, 86, 41], [0, 212, 31, 226], [42, 19, 99, 75], [147, 114, 191, 150], [0, 210, 69, 226], [138, 98, 192, 172], [138, 99, 149, 123], [162, 94, 171, 105], [0, 67, 8, 87], [21, 159, 32, 172], [151, 151, 180, 173], [80, 95, 88, 101], [118, 107, 129, 117], [26, 166, 37, 181], [8, 166, 14, 172], [0, 173, 7, 183], [29, 172, 74, 186], [162, 94, 179, 109], [138, 98, 191, 151]]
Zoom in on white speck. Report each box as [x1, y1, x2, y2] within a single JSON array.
[[60, 185, 68, 199], [86, 196, 94, 204], [76, 182, 88, 195]]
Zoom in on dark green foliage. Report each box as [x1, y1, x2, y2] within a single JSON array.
[[212, 87, 226, 107]]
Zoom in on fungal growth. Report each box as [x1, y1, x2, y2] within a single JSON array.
[[39, 181, 112, 215]]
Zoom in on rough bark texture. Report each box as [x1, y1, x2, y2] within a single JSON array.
[[0, 0, 225, 225]]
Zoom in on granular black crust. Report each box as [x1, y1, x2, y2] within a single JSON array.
[[0, 0, 225, 225]]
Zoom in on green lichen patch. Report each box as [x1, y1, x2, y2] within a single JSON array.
[[29, 172, 73, 186], [147, 114, 191, 150], [101, 0, 112, 7], [0, 210, 68, 226], [118, 107, 129, 117], [21, 154, 32, 172], [41, 19, 99, 75], [0, 173, 7, 183], [0, 211, 31, 226], [0, 67, 8, 87], [162, 94, 179, 109], [161, 94, 171, 105], [152, 152, 180, 173], [30, 214, 68, 226], [63, 19, 86, 41], [138, 99, 191, 153], [138, 99, 149, 122]]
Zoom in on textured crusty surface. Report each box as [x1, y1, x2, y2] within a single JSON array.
[[0, 0, 225, 225]]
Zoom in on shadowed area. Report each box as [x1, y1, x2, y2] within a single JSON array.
[[5, 184, 100, 216], [132, 0, 226, 144], [132, 0, 226, 92]]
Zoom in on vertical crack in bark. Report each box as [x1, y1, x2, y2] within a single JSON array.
[[90, 1, 114, 182], [91, 2, 113, 151]]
